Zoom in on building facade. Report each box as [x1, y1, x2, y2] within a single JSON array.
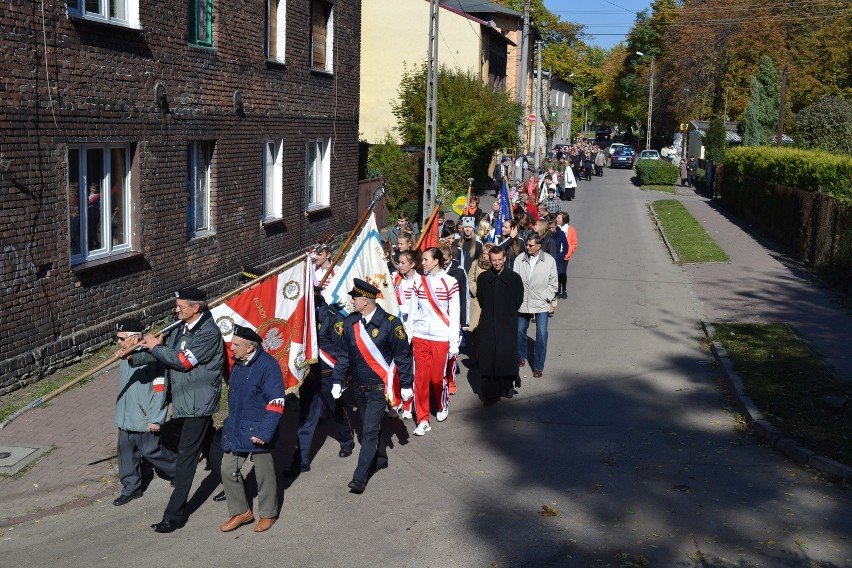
[[0, 0, 361, 392]]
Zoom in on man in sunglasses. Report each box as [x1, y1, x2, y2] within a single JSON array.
[[113, 318, 176, 507]]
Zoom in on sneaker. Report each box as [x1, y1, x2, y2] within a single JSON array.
[[401, 409, 413, 420], [448, 381, 457, 395], [436, 409, 448, 422], [413, 421, 431, 436], [387, 407, 399, 419]]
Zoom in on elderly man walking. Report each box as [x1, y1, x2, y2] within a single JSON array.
[[514, 234, 558, 378]]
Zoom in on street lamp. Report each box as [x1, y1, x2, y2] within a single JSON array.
[[636, 51, 654, 150], [581, 88, 592, 141]]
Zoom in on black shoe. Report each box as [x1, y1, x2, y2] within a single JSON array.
[[338, 447, 353, 458], [300, 463, 311, 473], [113, 491, 142, 506], [348, 479, 367, 494], [483, 398, 499, 407], [151, 519, 186, 533], [212, 490, 226, 502]]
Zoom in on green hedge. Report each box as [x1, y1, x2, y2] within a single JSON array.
[[723, 146, 852, 198], [636, 159, 679, 186]]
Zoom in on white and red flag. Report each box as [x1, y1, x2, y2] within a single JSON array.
[[211, 255, 317, 393], [321, 212, 400, 317]]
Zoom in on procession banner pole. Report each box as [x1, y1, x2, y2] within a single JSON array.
[[318, 182, 387, 288], [414, 189, 452, 250], [0, 251, 311, 430]]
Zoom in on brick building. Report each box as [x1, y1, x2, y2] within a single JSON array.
[[0, 0, 361, 393]]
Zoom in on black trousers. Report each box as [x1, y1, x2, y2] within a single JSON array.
[[162, 415, 212, 523], [352, 388, 388, 484]]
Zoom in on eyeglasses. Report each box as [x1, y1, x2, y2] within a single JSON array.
[[526, 243, 541, 247], [116, 335, 139, 341], [175, 304, 192, 311]]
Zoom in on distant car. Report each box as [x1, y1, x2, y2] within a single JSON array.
[[621, 145, 636, 156], [595, 126, 612, 141], [610, 150, 635, 169], [607, 143, 624, 157], [639, 150, 660, 160]]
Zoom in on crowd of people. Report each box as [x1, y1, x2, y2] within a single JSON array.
[[109, 179, 579, 534]]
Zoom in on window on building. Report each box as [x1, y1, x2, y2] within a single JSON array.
[[306, 138, 330, 210], [67, 145, 133, 264], [263, 140, 284, 221], [67, 0, 140, 27], [190, 0, 213, 46], [310, 0, 333, 72], [267, 0, 286, 62], [188, 142, 213, 236]]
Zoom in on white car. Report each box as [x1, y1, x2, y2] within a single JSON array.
[[639, 150, 660, 160], [607, 143, 624, 157]]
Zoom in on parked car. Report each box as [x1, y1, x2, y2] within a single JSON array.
[[621, 145, 636, 156], [607, 143, 624, 157], [610, 150, 635, 169], [639, 150, 660, 160]]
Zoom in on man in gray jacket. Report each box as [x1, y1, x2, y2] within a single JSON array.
[[137, 287, 225, 533], [514, 234, 558, 378], [113, 318, 176, 506]]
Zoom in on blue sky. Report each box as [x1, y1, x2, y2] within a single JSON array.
[[543, 0, 653, 50]]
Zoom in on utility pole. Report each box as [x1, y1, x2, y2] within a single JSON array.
[[776, 64, 788, 147], [646, 56, 654, 150], [422, 0, 439, 226], [515, 0, 530, 181], [533, 41, 542, 174]]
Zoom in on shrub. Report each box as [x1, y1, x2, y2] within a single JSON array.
[[636, 159, 679, 185], [794, 96, 852, 156]]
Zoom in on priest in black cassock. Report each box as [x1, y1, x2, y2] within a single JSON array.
[[475, 245, 524, 405]]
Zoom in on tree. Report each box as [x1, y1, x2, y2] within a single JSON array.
[[392, 64, 521, 193], [366, 132, 422, 214], [704, 118, 728, 163], [741, 56, 780, 146], [794, 97, 852, 156]]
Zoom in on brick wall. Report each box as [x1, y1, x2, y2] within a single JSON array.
[[0, 0, 362, 393]]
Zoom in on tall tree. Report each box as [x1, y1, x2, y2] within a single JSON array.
[[741, 56, 781, 146]]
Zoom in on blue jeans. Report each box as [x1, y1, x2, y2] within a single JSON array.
[[518, 312, 550, 372]]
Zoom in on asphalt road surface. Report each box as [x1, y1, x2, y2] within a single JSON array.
[[2, 168, 850, 567]]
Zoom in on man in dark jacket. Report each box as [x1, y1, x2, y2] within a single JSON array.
[[475, 246, 524, 404], [218, 325, 285, 533], [138, 286, 225, 533]]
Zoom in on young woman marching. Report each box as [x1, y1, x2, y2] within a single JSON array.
[[404, 247, 460, 436]]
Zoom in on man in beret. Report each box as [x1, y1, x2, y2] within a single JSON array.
[[218, 325, 285, 533], [113, 318, 176, 506], [137, 286, 225, 533], [331, 278, 414, 493]]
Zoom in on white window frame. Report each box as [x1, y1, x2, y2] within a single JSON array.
[[310, 0, 334, 73], [306, 138, 331, 210], [263, 139, 284, 222], [267, 0, 287, 63], [67, 0, 140, 28], [188, 142, 213, 236], [67, 144, 134, 265]]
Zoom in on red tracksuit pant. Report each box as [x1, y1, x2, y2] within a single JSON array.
[[412, 337, 449, 424]]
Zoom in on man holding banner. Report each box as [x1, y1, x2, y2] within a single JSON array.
[[331, 279, 413, 494]]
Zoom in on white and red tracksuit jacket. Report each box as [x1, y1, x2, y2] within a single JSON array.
[[393, 271, 421, 326], [405, 270, 461, 353]]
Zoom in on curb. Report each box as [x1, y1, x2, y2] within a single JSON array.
[[701, 321, 852, 482], [647, 202, 680, 264]]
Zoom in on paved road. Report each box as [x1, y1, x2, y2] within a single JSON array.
[[2, 170, 850, 567]]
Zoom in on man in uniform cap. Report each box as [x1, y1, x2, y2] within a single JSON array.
[[331, 278, 414, 493], [218, 324, 285, 533], [113, 318, 176, 506], [137, 286, 225, 533]]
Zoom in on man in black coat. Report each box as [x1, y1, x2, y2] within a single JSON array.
[[475, 246, 524, 405]]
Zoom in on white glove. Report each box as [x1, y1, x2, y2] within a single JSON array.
[[449, 347, 459, 357], [401, 388, 414, 402], [331, 384, 342, 399]]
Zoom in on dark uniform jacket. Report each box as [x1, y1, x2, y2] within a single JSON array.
[[221, 347, 285, 453], [331, 305, 414, 388], [317, 303, 345, 374], [132, 310, 224, 418]]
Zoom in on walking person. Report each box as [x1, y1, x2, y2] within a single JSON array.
[[679, 158, 688, 187], [218, 325, 285, 533], [137, 287, 225, 533], [332, 279, 414, 494], [686, 155, 698, 188], [514, 235, 558, 378], [476, 246, 524, 404], [554, 212, 576, 299]]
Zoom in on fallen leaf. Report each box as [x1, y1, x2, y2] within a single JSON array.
[[538, 504, 560, 517]]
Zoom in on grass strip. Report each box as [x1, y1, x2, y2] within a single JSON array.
[[651, 199, 729, 263], [714, 323, 852, 467], [642, 184, 676, 194]]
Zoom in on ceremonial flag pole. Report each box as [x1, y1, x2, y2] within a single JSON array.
[[319, 182, 387, 289], [414, 189, 452, 251], [0, 252, 310, 430]]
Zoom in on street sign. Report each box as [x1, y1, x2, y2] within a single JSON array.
[[452, 195, 467, 215], [527, 114, 536, 123], [551, 111, 558, 119]]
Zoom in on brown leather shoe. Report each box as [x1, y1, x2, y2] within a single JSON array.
[[219, 510, 254, 532], [254, 518, 276, 533], [518, 358, 526, 367], [532, 369, 543, 378]]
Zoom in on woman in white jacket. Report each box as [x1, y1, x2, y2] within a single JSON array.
[[405, 247, 461, 436]]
